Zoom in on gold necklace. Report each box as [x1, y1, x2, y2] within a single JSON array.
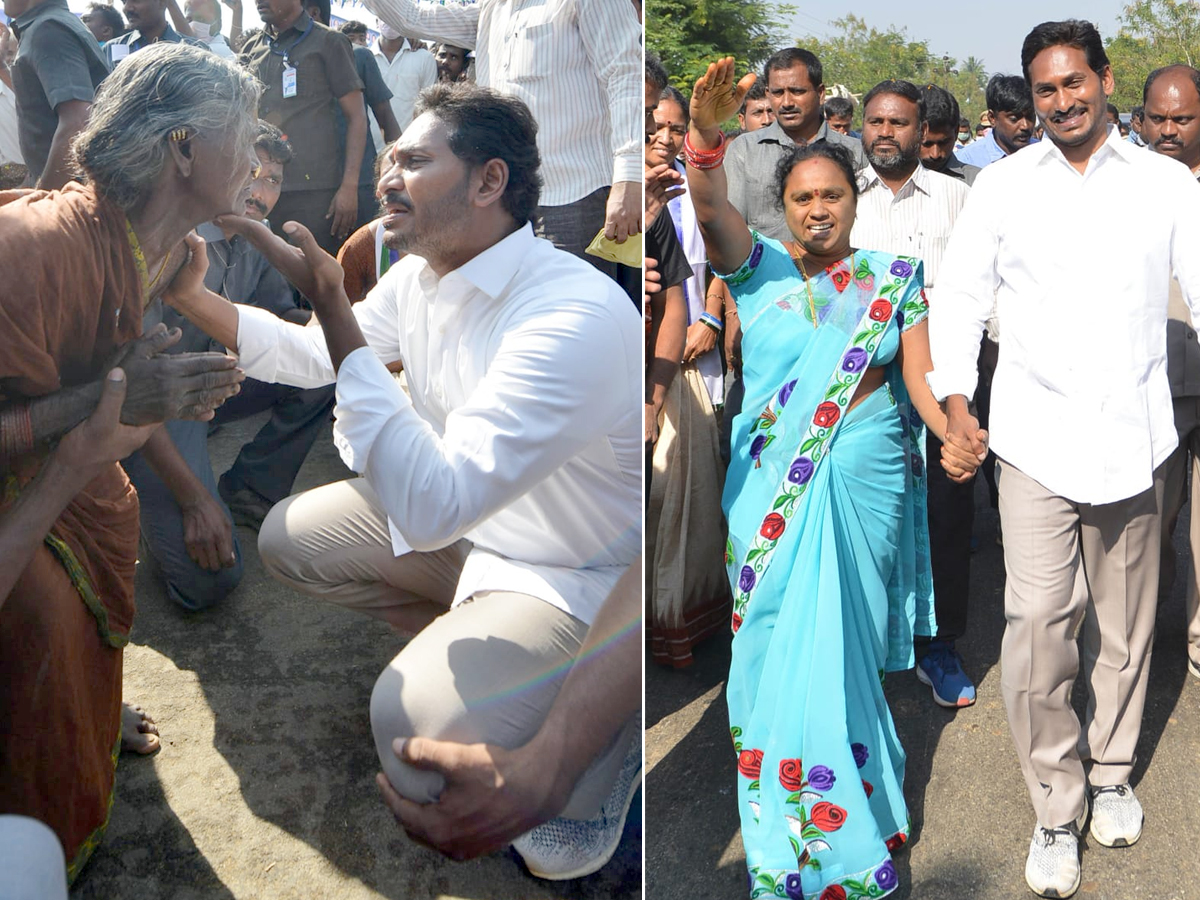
[[124, 219, 171, 302], [792, 247, 854, 327]]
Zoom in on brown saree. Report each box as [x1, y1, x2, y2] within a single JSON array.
[[0, 184, 145, 883]]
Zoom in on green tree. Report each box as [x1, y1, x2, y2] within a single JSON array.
[[1106, 0, 1200, 109], [647, 0, 795, 92]]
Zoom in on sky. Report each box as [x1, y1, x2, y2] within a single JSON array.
[[787, 0, 1129, 77]]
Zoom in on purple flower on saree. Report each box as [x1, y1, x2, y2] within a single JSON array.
[[851, 742, 869, 768], [807, 765, 836, 792], [788, 457, 814, 484], [875, 860, 899, 892], [739, 565, 756, 592], [785, 873, 804, 899], [895, 307, 906, 327], [889, 260, 913, 278], [841, 348, 868, 373], [750, 435, 766, 461], [779, 379, 798, 407]]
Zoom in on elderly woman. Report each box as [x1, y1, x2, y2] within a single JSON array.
[[0, 44, 254, 884], [685, 59, 984, 900]]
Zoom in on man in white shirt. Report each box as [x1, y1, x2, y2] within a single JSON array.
[[370, 20, 436, 143], [849, 79, 976, 711], [182, 0, 234, 58], [360, 0, 643, 278], [165, 84, 642, 882], [928, 20, 1200, 899]]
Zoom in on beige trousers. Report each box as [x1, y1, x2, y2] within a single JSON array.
[[997, 460, 1162, 829], [1159, 394, 1200, 670], [258, 477, 635, 818]]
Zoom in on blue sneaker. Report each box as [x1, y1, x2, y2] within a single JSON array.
[[916, 640, 976, 707]]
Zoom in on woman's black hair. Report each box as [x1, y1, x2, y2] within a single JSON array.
[[774, 141, 859, 210]]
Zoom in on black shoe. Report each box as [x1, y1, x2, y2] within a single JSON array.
[[218, 480, 274, 532]]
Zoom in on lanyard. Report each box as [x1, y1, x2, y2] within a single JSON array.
[[269, 18, 313, 65]]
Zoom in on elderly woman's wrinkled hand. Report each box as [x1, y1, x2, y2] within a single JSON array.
[[690, 57, 757, 134], [57, 369, 160, 478], [119, 350, 245, 424]]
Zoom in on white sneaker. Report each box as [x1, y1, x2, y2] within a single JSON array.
[[511, 734, 642, 880], [1025, 822, 1081, 898], [1088, 783, 1143, 848]]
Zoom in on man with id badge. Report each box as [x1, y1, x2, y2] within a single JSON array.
[[239, 0, 366, 255]]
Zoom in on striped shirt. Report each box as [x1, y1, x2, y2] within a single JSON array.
[[850, 163, 969, 304], [361, 0, 643, 206]]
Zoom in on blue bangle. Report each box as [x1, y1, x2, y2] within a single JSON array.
[[699, 312, 723, 333]]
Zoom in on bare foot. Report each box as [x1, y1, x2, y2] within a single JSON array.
[[121, 703, 160, 755]]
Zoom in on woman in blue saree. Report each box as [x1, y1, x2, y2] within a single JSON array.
[[683, 59, 985, 900]]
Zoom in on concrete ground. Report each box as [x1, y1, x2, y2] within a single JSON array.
[[70, 413, 641, 900], [647, 480, 1200, 900]]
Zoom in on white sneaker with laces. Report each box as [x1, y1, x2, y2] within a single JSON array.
[[1024, 822, 1081, 898], [511, 732, 642, 881], [1088, 783, 1143, 848]]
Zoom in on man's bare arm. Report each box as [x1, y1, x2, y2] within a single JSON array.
[[38, 99, 91, 191]]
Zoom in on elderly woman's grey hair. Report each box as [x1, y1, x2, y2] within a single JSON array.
[[73, 44, 262, 211]]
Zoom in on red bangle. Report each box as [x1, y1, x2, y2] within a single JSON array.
[[683, 130, 727, 170]]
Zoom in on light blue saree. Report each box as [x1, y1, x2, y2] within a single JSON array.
[[721, 235, 937, 900]]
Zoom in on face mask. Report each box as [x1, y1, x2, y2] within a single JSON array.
[[958, 132, 969, 142], [189, 20, 213, 38], [378, 22, 401, 40]]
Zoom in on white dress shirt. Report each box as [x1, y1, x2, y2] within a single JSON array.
[[850, 162, 969, 304], [234, 224, 642, 625], [361, 0, 643, 205], [203, 33, 236, 59], [928, 127, 1200, 505], [370, 38, 437, 143]]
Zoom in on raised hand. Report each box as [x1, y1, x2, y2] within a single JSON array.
[[690, 57, 758, 135]]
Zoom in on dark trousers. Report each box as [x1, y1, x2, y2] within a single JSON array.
[[536, 186, 618, 281], [924, 428, 976, 643], [976, 335, 1000, 509], [123, 379, 335, 610], [272, 187, 344, 256]]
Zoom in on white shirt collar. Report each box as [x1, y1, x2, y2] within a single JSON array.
[[861, 161, 930, 196], [419, 222, 536, 300], [1035, 124, 1135, 172]]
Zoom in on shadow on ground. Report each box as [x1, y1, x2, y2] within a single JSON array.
[[72, 415, 641, 900]]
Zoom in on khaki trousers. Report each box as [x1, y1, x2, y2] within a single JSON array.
[[258, 477, 635, 818], [1159, 394, 1200, 670], [997, 460, 1162, 829]]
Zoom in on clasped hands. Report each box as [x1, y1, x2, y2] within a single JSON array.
[[940, 403, 988, 484]]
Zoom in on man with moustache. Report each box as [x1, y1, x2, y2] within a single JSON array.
[[848, 79, 975, 709], [724, 47, 864, 241], [104, 0, 205, 66], [929, 21, 1200, 898], [165, 84, 642, 881], [434, 42, 468, 83], [123, 122, 335, 609], [735, 81, 774, 134], [957, 73, 1037, 168], [1141, 63, 1200, 682]]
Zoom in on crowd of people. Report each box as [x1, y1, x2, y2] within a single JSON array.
[[0, 0, 644, 894], [644, 16, 1200, 900]]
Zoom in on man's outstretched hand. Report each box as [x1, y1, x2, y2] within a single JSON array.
[[376, 736, 564, 861], [214, 216, 348, 311]]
